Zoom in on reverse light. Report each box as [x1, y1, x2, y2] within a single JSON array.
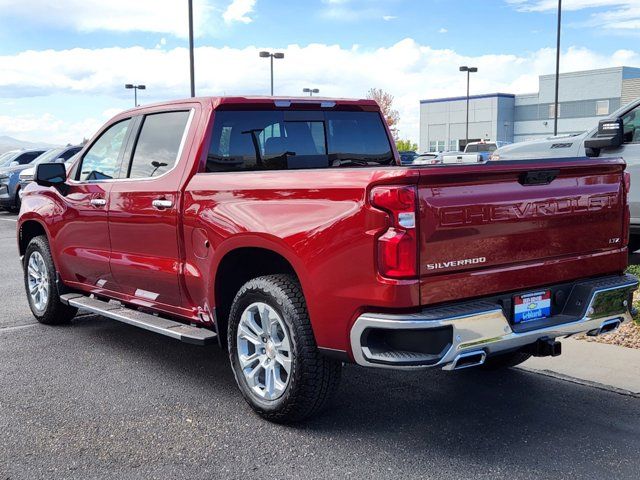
[[370, 185, 418, 279]]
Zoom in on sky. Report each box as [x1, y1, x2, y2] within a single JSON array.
[[0, 0, 639, 145]]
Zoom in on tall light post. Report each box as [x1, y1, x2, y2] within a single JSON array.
[[125, 84, 146, 107], [188, 0, 195, 97], [553, 0, 562, 136], [259, 51, 285, 96], [459, 66, 477, 148], [303, 88, 319, 97]]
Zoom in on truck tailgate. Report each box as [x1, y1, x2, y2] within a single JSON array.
[[417, 157, 628, 304]]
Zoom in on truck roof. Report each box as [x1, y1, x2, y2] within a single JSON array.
[[118, 96, 380, 116]]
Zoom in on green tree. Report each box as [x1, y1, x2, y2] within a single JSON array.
[[396, 139, 417, 152]]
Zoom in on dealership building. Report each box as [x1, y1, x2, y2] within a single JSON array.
[[419, 66, 640, 152]]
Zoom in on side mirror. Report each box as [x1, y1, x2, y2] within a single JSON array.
[[35, 162, 67, 188], [584, 117, 624, 155], [10, 161, 18, 167]]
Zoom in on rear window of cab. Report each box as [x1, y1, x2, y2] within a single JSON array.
[[206, 110, 394, 172]]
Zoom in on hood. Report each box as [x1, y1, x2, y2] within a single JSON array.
[[0, 163, 36, 175], [492, 132, 588, 160]]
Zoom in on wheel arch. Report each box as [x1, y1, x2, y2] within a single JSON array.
[[18, 218, 49, 257], [212, 244, 305, 345]]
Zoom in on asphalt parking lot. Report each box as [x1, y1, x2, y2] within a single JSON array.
[[1, 210, 639, 480]]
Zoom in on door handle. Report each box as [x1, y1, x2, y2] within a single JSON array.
[[90, 198, 107, 207], [152, 199, 173, 209]]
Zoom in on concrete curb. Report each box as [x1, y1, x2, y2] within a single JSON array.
[[520, 338, 640, 396]]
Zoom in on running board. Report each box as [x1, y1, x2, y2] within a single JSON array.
[[60, 293, 217, 346]]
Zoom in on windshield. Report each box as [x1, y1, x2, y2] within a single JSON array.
[[32, 147, 65, 165], [206, 110, 393, 172], [468, 143, 496, 152], [0, 151, 18, 167]]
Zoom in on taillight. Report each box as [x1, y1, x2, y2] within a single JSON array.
[[623, 171, 631, 247], [370, 185, 418, 279]]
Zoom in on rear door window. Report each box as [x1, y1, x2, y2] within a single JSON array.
[[206, 110, 392, 172], [127, 111, 191, 179]]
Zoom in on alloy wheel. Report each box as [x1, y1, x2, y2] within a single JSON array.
[[236, 302, 292, 400], [27, 251, 49, 312]]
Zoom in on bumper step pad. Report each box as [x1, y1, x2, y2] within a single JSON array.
[[60, 293, 217, 345]]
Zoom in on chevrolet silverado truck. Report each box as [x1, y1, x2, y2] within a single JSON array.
[[18, 96, 638, 423]]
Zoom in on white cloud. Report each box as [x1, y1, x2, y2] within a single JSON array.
[[0, 0, 217, 37], [222, 0, 256, 24], [1, 39, 639, 144], [0, 113, 104, 145], [321, 0, 390, 21], [438, 27, 448, 33], [507, 0, 640, 34]]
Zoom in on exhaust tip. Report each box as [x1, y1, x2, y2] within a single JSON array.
[[587, 318, 622, 337], [450, 350, 486, 370]]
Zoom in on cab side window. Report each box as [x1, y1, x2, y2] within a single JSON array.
[[77, 119, 131, 181], [127, 111, 190, 179], [622, 106, 640, 144]]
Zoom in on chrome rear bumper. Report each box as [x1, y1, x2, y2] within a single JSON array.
[[350, 274, 638, 370]]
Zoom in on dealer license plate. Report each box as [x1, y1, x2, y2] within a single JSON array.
[[513, 290, 551, 323]]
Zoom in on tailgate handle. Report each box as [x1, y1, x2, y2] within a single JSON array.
[[519, 170, 559, 186]]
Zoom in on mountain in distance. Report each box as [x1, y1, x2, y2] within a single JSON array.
[[0, 135, 59, 154]]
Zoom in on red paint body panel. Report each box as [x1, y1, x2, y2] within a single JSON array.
[[17, 96, 630, 358]]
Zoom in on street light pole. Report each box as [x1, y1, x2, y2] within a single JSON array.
[[553, 0, 562, 136], [459, 66, 478, 148], [259, 51, 285, 96], [303, 88, 319, 97], [125, 84, 146, 107], [188, 0, 195, 97]]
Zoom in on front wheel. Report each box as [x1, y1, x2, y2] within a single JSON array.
[[13, 188, 21, 213], [23, 235, 77, 324], [228, 274, 341, 423]]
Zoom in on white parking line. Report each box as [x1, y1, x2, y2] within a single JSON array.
[[0, 218, 17, 222], [0, 323, 38, 333]]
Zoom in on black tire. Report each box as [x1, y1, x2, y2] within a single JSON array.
[[12, 188, 21, 213], [227, 274, 341, 423], [629, 236, 640, 253], [23, 235, 77, 325], [480, 350, 531, 370]]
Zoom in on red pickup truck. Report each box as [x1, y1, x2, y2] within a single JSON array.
[[18, 96, 638, 422]]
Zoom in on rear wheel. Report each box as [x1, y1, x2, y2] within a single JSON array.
[[480, 351, 531, 370], [23, 235, 77, 324], [228, 274, 341, 423]]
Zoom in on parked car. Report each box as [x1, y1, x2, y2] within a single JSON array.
[[18, 96, 637, 423], [18, 145, 82, 196], [491, 97, 640, 250], [464, 140, 508, 161], [0, 148, 47, 211], [411, 153, 440, 165], [410, 152, 483, 166], [398, 150, 418, 165], [0, 150, 21, 167]]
